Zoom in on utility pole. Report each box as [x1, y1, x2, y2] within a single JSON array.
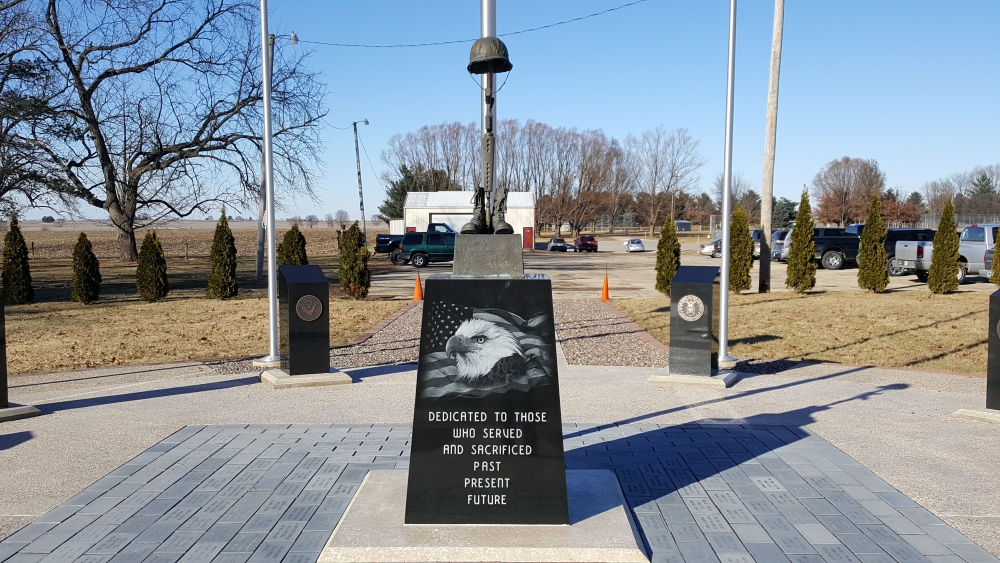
[[759, 0, 784, 293], [353, 119, 368, 246]]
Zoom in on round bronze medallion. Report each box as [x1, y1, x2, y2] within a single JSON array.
[[677, 295, 705, 322], [996, 319, 1000, 341], [295, 295, 323, 322]]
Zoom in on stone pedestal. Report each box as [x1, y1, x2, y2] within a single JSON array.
[[1, 290, 41, 422], [988, 289, 1000, 410], [667, 265, 720, 376], [278, 265, 331, 376], [321, 470, 647, 563]]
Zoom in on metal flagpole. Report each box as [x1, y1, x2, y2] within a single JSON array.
[[481, 0, 496, 215], [719, 0, 737, 362], [260, 0, 279, 362]]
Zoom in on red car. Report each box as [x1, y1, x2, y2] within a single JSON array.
[[573, 235, 598, 252]]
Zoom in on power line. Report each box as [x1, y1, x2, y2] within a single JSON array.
[[355, 130, 385, 195], [297, 0, 649, 49]]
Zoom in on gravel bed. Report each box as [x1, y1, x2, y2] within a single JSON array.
[[206, 300, 808, 373], [553, 299, 671, 367]]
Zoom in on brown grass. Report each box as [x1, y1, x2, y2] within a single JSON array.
[[4, 228, 405, 375], [612, 290, 990, 375]]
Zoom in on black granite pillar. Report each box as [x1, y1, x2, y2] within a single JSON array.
[[278, 265, 330, 376], [669, 266, 721, 376], [988, 289, 1000, 410], [1, 291, 7, 408]]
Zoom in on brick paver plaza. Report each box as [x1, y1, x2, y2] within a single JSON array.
[[2, 419, 997, 563]]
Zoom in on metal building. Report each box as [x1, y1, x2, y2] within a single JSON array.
[[402, 191, 536, 249]]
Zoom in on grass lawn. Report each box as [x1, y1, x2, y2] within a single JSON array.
[[612, 290, 989, 375], [4, 226, 405, 375]]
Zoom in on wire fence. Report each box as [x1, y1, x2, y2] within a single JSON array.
[[917, 214, 1000, 229]]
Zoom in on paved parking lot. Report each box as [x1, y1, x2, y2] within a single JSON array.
[[369, 238, 998, 300]]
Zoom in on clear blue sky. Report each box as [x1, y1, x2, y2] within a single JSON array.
[[47, 1, 1000, 221]]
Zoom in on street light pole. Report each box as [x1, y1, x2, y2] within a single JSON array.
[[260, 0, 279, 362], [719, 0, 738, 362], [352, 119, 369, 246]]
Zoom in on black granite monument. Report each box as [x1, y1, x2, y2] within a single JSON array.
[[668, 265, 721, 376], [278, 265, 330, 376], [988, 289, 1000, 410], [405, 274, 569, 525]]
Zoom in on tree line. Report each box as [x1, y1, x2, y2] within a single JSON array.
[[0, 0, 326, 261], [380, 120, 734, 235]]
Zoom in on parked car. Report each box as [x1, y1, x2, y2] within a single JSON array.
[[984, 248, 994, 278], [770, 230, 789, 260], [624, 238, 645, 252], [895, 223, 999, 283], [397, 231, 456, 268], [547, 237, 569, 251], [780, 227, 861, 269], [882, 228, 935, 276], [751, 230, 763, 258], [574, 235, 598, 252], [700, 239, 722, 258]]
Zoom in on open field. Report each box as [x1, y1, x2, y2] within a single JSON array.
[[613, 291, 990, 375]]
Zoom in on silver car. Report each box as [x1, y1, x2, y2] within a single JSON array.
[[624, 238, 645, 252]]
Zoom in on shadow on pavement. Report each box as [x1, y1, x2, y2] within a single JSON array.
[[566, 382, 911, 560], [344, 363, 418, 382], [32, 375, 259, 414], [0, 431, 34, 451]]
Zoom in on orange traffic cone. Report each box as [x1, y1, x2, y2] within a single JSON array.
[[413, 273, 424, 301], [601, 273, 610, 301]]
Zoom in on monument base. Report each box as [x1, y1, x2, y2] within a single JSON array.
[[0, 404, 42, 423], [952, 408, 1000, 424], [320, 470, 647, 563], [648, 369, 741, 388], [251, 357, 281, 369], [260, 368, 351, 390]]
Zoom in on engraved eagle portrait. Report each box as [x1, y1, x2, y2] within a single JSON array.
[[420, 303, 554, 399], [295, 295, 323, 322]]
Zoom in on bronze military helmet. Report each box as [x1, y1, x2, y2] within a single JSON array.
[[467, 37, 513, 74]]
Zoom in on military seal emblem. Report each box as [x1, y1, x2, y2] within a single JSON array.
[[677, 294, 705, 322], [295, 295, 323, 322]]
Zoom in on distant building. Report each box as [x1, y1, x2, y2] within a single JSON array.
[[674, 220, 692, 232], [402, 191, 536, 249]]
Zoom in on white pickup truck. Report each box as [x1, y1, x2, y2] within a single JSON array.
[[894, 224, 998, 284]]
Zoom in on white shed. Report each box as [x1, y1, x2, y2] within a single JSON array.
[[403, 191, 536, 249]]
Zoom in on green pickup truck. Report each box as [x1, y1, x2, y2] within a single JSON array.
[[398, 231, 456, 268]]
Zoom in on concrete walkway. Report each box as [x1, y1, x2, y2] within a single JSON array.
[[0, 357, 998, 563]]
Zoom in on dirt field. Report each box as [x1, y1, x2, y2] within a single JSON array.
[[614, 291, 989, 375]]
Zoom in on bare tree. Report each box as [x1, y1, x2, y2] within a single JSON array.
[[626, 127, 705, 236], [304, 214, 318, 228], [333, 209, 350, 230], [812, 157, 886, 226], [27, 0, 326, 260], [713, 172, 760, 225], [324, 212, 333, 227]]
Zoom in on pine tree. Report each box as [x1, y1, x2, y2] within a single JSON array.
[[206, 211, 238, 298], [2, 214, 33, 304], [339, 221, 371, 299], [928, 198, 960, 294], [728, 207, 754, 293], [654, 217, 680, 296], [991, 250, 1000, 288], [785, 190, 817, 293], [136, 231, 169, 301], [277, 223, 308, 265], [857, 191, 889, 293], [71, 232, 101, 304]]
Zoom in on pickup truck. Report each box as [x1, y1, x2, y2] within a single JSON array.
[[894, 223, 999, 283], [782, 227, 861, 269], [374, 234, 403, 255]]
